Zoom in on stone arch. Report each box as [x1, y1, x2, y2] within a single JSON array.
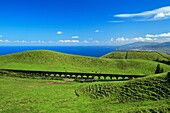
[[115, 76, 119, 80], [82, 75, 87, 79], [77, 75, 82, 79], [71, 74, 76, 78]]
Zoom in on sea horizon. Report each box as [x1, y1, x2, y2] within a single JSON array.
[[0, 46, 116, 57]]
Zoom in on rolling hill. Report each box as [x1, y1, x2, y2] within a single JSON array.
[[101, 51, 170, 61], [0, 50, 170, 113], [117, 42, 159, 50], [0, 50, 170, 75], [76, 72, 170, 112]]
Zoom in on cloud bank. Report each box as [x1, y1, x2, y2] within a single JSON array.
[[59, 40, 79, 43], [72, 36, 79, 39], [114, 6, 170, 21], [110, 32, 170, 45], [146, 32, 170, 37], [0, 40, 9, 42]]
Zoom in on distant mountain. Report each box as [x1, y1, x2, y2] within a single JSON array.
[[117, 42, 159, 50], [117, 42, 170, 54], [144, 42, 170, 48]]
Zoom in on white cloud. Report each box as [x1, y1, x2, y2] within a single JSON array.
[[14, 40, 46, 43], [0, 40, 9, 42], [116, 37, 129, 42], [14, 40, 27, 43], [72, 40, 79, 43], [59, 40, 79, 43], [108, 21, 124, 23], [38, 40, 45, 43], [113, 37, 153, 43], [0, 35, 2, 38], [72, 36, 79, 39], [110, 38, 114, 42], [133, 37, 153, 41], [114, 6, 170, 21], [146, 32, 170, 37], [83, 40, 89, 43], [145, 38, 153, 41], [110, 31, 170, 45], [56, 31, 63, 35], [95, 30, 100, 33], [154, 12, 170, 19], [21, 40, 27, 43], [4, 40, 9, 42], [93, 40, 100, 43]]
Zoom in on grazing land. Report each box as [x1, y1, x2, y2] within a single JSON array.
[[101, 51, 170, 61], [0, 50, 170, 75], [0, 50, 170, 113], [0, 72, 169, 113]]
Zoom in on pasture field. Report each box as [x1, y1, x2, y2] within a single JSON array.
[[0, 50, 170, 113], [0, 50, 170, 75], [76, 72, 170, 101], [102, 51, 170, 61], [0, 73, 169, 113]]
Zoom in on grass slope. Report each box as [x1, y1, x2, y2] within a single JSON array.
[[76, 72, 170, 101], [0, 74, 169, 113], [0, 50, 170, 75], [76, 72, 170, 112], [101, 51, 170, 61]]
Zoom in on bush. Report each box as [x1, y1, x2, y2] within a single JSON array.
[[166, 72, 170, 82], [155, 64, 161, 74], [155, 64, 164, 74]]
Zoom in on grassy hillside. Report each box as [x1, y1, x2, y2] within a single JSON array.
[[0, 50, 170, 75], [102, 51, 170, 61], [76, 72, 170, 112], [0, 73, 169, 113], [76, 72, 170, 111]]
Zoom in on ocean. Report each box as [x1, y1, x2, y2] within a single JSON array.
[[0, 46, 116, 57]]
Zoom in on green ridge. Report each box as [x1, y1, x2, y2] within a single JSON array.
[[76, 72, 170, 102], [0, 50, 170, 75], [101, 51, 170, 61]]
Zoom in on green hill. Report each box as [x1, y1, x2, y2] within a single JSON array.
[[76, 72, 170, 103], [1, 73, 169, 113], [101, 51, 170, 61], [76, 72, 170, 112], [0, 50, 170, 75]]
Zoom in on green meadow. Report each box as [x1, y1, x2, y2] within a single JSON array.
[[102, 51, 170, 61], [0, 50, 170, 75], [0, 73, 169, 113], [0, 50, 170, 113]]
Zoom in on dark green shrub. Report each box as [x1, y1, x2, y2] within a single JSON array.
[[155, 64, 164, 74], [166, 72, 170, 82], [160, 68, 164, 73], [155, 64, 161, 74]]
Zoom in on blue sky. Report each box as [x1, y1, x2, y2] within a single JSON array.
[[0, 0, 170, 46]]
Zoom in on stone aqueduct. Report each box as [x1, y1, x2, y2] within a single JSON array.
[[1, 69, 146, 81]]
